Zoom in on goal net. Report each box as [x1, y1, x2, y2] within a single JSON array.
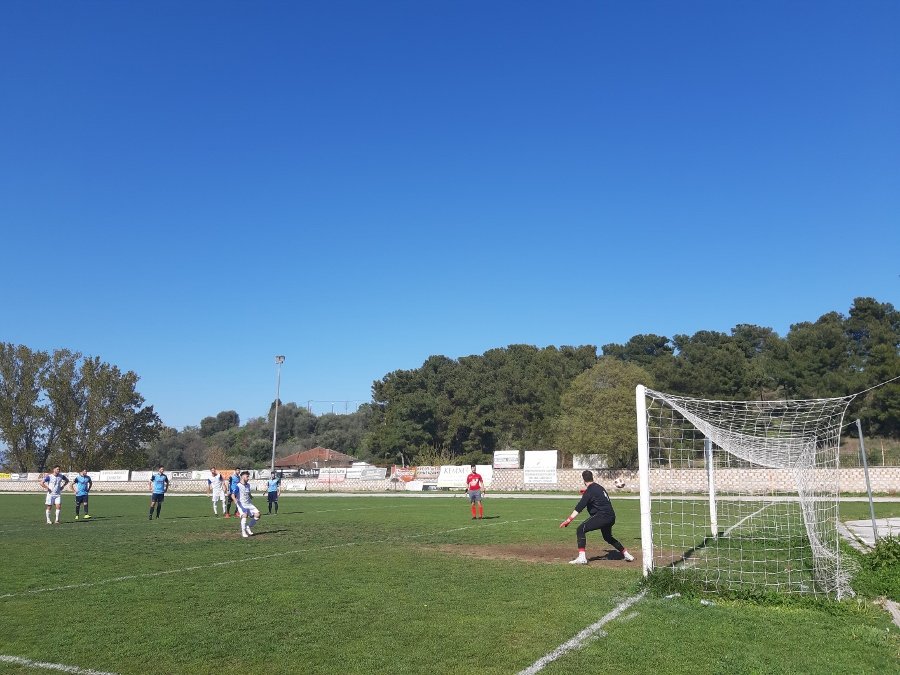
[[636, 385, 854, 598]]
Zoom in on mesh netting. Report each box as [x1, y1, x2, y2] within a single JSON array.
[[639, 388, 855, 598]]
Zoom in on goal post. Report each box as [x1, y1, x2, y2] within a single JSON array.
[[636, 385, 855, 598]]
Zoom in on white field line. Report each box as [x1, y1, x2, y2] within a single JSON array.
[[0, 654, 118, 674], [722, 503, 773, 538], [0, 517, 544, 601], [517, 591, 647, 675]]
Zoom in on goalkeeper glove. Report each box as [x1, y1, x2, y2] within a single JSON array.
[[560, 517, 574, 528]]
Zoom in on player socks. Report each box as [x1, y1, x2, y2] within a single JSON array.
[[274, 502, 278, 514], [471, 504, 477, 518], [155, 503, 162, 518], [478, 503, 484, 518]]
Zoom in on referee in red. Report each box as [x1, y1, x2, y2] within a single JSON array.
[[466, 464, 485, 519], [560, 470, 634, 564]]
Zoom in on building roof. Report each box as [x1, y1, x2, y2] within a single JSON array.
[[273, 447, 357, 467]]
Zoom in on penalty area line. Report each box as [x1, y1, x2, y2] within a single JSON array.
[[516, 591, 646, 675], [0, 654, 118, 675]]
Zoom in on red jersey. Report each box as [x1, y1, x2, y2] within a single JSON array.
[[466, 472, 484, 491]]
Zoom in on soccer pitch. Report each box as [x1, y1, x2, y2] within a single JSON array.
[[0, 494, 897, 674]]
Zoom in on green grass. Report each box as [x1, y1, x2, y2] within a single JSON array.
[[0, 494, 897, 674]]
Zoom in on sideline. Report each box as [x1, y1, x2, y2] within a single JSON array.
[[0, 654, 118, 675], [0, 517, 543, 601], [516, 591, 647, 674]]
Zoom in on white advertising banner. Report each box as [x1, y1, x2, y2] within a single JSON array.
[[282, 480, 307, 491], [345, 463, 388, 480], [524, 450, 558, 485], [437, 464, 493, 488], [27, 473, 42, 481], [573, 454, 608, 469], [99, 470, 130, 482], [317, 468, 347, 483], [437, 465, 468, 488], [493, 450, 520, 469], [130, 471, 154, 481], [414, 466, 440, 483]]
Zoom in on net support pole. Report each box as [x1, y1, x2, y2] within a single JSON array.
[[705, 438, 718, 539], [855, 419, 879, 541], [636, 385, 653, 576]]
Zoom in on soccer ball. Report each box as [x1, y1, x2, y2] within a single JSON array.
[[613, 477, 626, 489]]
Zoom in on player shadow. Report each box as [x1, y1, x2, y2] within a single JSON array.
[[253, 529, 288, 536], [479, 515, 501, 520], [593, 549, 630, 561]]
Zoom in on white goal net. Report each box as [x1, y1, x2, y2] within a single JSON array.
[[636, 385, 855, 598]]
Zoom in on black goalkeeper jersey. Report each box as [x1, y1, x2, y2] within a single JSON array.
[[574, 482, 615, 518]]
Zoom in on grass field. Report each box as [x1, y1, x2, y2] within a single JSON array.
[[0, 493, 898, 674]]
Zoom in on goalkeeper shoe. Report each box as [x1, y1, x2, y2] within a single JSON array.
[[569, 556, 588, 565], [622, 550, 635, 562]]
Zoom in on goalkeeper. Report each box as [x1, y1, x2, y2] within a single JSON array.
[[560, 470, 634, 565]]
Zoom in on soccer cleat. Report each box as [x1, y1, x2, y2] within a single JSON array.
[[242, 530, 249, 538], [622, 550, 635, 562], [569, 557, 588, 565], [224, 513, 231, 519], [245, 528, 254, 536], [83, 514, 91, 520], [75, 515, 79, 520]]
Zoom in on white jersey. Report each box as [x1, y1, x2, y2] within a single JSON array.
[[233, 482, 253, 508], [44, 474, 67, 496], [208, 474, 225, 495]]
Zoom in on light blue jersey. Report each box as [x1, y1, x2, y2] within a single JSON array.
[[267, 478, 281, 493], [151, 473, 169, 494], [74, 475, 92, 497]]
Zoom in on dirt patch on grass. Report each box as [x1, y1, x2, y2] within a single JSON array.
[[424, 543, 641, 567]]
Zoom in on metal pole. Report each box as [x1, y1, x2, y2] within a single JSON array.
[[855, 419, 879, 542], [635, 385, 653, 577], [705, 438, 718, 539], [270, 356, 285, 474]]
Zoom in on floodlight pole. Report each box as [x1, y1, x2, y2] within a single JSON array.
[[270, 356, 285, 475]]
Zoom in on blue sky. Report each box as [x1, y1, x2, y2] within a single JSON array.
[[1, 1, 897, 429]]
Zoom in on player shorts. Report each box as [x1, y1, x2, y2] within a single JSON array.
[[45, 493, 61, 506], [151, 493, 165, 502], [267, 492, 279, 503], [238, 505, 260, 519], [75, 495, 89, 505], [211, 491, 226, 502], [468, 490, 482, 503]]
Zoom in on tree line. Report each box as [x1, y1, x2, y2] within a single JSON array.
[[364, 297, 899, 467], [2, 297, 897, 472], [0, 345, 162, 472]]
